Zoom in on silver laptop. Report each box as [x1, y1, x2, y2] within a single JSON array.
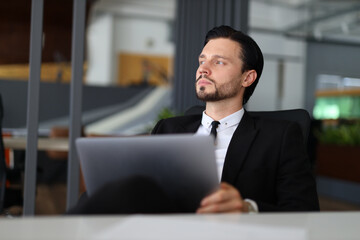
[[76, 134, 219, 210]]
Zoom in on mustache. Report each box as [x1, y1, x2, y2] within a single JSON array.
[[196, 74, 215, 83]]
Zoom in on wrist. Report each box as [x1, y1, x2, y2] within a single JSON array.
[[244, 199, 258, 214]]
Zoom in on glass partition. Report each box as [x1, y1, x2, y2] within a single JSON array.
[[313, 74, 360, 119]]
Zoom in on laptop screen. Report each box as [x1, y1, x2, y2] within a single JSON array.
[[76, 134, 219, 211]]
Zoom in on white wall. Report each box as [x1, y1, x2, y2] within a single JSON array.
[[248, 60, 279, 110], [282, 61, 305, 109], [85, 16, 174, 86], [247, 31, 306, 110], [114, 18, 173, 55], [85, 0, 175, 86], [86, 13, 115, 86], [113, 17, 174, 83], [247, 1, 307, 110]]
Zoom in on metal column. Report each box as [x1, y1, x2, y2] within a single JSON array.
[[66, 0, 86, 210], [23, 0, 44, 216]]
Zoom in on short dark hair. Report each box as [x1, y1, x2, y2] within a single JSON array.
[[204, 25, 264, 104]]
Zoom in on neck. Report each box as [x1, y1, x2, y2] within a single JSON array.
[[205, 99, 243, 121]]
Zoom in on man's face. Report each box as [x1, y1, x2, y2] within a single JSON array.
[[195, 38, 245, 102]]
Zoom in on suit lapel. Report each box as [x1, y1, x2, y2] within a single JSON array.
[[221, 111, 259, 183]]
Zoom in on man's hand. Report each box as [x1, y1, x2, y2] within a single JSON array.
[[196, 182, 250, 213]]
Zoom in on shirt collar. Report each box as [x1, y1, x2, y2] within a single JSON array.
[[201, 108, 244, 130]]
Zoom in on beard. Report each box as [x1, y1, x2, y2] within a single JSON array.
[[195, 76, 241, 102]]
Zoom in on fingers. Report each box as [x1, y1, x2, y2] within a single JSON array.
[[196, 183, 246, 213], [200, 183, 239, 206], [196, 198, 244, 213]]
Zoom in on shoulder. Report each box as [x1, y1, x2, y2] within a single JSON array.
[[246, 109, 309, 140], [246, 111, 301, 131], [157, 114, 201, 126], [251, 115, 306, 152], [243, 111, 304, 142], [151, 114, 202, 134]]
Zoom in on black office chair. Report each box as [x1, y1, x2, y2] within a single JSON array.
[[184, 105, 311, 146]]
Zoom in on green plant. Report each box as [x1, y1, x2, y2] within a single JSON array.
[[143, 107, 179, 134], [155, 107, 177, 121], [316, 122, 360, 146]]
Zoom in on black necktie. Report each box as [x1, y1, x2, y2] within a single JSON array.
[[210, 121, 220, 139]]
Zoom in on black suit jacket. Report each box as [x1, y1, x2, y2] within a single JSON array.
[[152, 111, 319, 212]]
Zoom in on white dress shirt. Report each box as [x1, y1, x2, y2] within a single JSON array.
[[194, 108, 258, 213], [195, 109, 244, 179]]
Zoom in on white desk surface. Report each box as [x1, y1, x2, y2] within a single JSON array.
[[0, 212, 359, 239], [3, 136, 69, 151]]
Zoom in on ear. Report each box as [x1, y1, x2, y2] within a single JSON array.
[[241, 70, 257, 87]]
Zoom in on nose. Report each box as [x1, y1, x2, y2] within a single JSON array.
[[198, 63, 210, 76]]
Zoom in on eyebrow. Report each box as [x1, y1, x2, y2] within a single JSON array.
[[198, 54, 229, 60]]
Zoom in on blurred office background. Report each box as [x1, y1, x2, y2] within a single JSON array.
[[0, 0, 360, 215]]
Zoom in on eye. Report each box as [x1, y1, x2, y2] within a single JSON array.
[[216, 61, 224, 65], [199, 60, 205, 65]]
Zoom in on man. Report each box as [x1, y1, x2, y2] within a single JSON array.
[[151, 25, 319, 213], [68, 25, 319, 214]]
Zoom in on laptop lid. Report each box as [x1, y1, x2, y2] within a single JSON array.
[[76, 134, 219, 211]]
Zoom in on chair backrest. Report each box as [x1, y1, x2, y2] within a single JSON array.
[[184, 105, 311, 146], [0, 93, 6, 212]]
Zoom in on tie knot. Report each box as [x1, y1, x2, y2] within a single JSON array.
[[210, 121, 220, 139], [211, 121, 220, 128]]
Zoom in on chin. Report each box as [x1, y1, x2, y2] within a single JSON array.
[[197, 84, 211, 92], [196, 90, 212, 100], [196, 88, 207, 95]]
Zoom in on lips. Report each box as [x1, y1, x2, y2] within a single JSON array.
[[197, 78, 213, 86], [197, 79, 211, 85]]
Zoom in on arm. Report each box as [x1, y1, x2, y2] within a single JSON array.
[[257, 122, 319, 212]]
